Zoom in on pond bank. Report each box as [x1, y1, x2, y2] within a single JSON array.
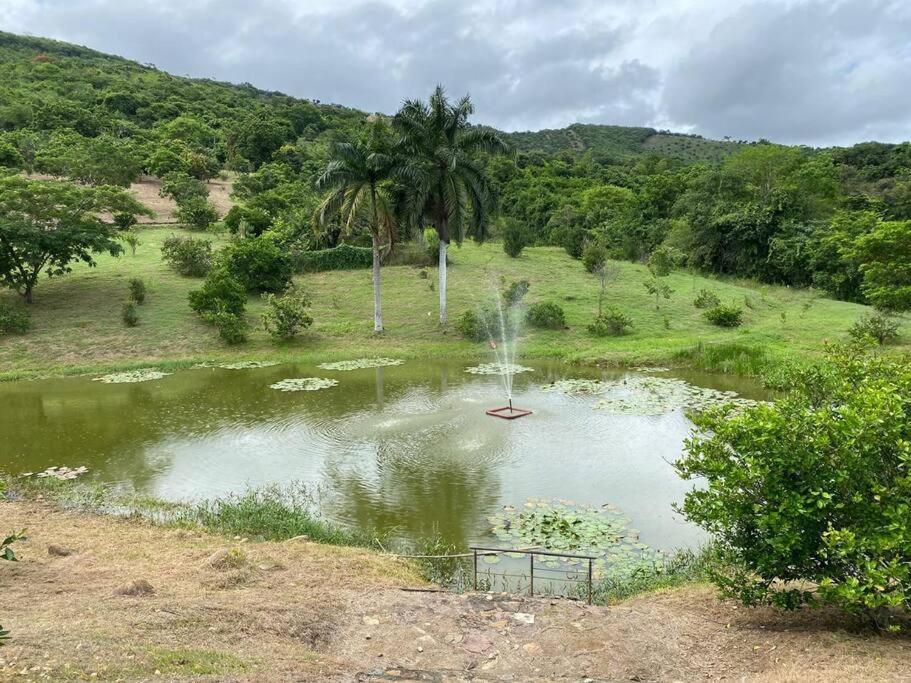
[[2, 500, 908, 682]]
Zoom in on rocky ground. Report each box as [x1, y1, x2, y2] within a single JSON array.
[[1, 501, 910, 682]]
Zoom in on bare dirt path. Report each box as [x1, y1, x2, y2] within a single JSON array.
[[1, 502, 909, 682]]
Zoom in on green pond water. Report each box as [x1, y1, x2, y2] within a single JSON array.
[[0, 359, 767, 555]]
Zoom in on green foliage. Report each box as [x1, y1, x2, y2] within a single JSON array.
[[455, 309, 487, 342], [582, 241, 608, 274], [703, 303, 744, 327], [853, 220, 911, 311], [588, 307, 633, 336], [218, 238, 292, 293], [849, 311, 900, 345], [261, 285, 313, 341], [423, 228, 441, 264], [501, 217, 526, 258], [693, 289, 721, 309], [1, 530, 26, 562], [160, 235, 212, 276], [643, 277, 673, 310], [206, 310, 248, 345], [113, 212, 137, 231], [526, 301, 566, 329], [501, 278, 530, 306], [121, 300, 139, 327], [175, 195, 218, 231], [0, 176, 147, 302], [291, 243, 373, 273], [676, 349, 911, 628], [188, 269, 247, 317], [159, 171, 207, 204], [128, 277, 146, 304], [0, 301, 29, 335], [122, 230, 140, 256], [647, 245, 681, 277]]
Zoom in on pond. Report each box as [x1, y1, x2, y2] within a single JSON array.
[[0, 359, 767, 555]]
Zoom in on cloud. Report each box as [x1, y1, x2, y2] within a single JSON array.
[[1, 0, 910, 145]]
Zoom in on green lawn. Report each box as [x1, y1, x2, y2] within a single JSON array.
[[1, 226, 907, 379]]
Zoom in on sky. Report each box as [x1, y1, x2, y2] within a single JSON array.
[[2, 0, 911, 146]]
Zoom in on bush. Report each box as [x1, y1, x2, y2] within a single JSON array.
[[0, 302, 29, 335], [588, 307, 633, 336], [121, 301, 139, 327], [113, 212, 137, 231], [676, 349, 911, 628], [502, 279, 530, 306], [128, 277, 146, 304], [218, 238, 292, 293], [501, 218, 526, 258], [261, 285, 313, 341], [122, 230, 140, 256], [526, 301, 566, 329], [206, 310, 248, 345], [561, 224, 586, 259], [175, 195, 218, 230], [161, 235, 212, 276], [582, 241, 608, 274], [424, 228, 441, 264], [704, 303, 743, 327], [159, 171, 207, 204], [693, 288, 721, 309], [849, 311, 900, 345], [224, 205, 272, 236], [647, 245, 681, 277], [188, 269, 247, 317], [291, 243, 373, 273], [455, 309, 487, 342]]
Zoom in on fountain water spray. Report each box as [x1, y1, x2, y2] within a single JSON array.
[[484, 280, 532, 420]]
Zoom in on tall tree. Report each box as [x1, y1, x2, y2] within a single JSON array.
[[315, 121, 396, 332], [394, 86, 510, 323], [0, 176, 148, 302]]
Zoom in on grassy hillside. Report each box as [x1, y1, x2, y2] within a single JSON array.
[[1, 226, 905, 379]]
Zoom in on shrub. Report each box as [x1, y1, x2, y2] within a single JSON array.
[[206, 311, 248, 345], [188, 269, 247, 317], [159, 171, 207, 203], [693, 288, 721, 309], [502, 279, 530, 306], [122, 230, 140, 256], [455, 309, 487, 342], [561, 224, 586, 259], [161, 235, 212, 276], [526, 301, 566, 329], [261, 285, 313, 341], [704, 303, 744, 327], [175, 195, 218, 230], [647, 245, 681, 277], [676, 349, 911, 628], [849, 311, 900, 345], [0, 302, 29, 335], [121, 301, 139, 327], [424, 228, 441, 264], [128, 277, 146, 304], [588, 307, 633, 336], [501, 218, 526, 258], [290, 243, 373, 273], [224, 205, 272, 236], [218, 238, 292, 293], [113, 212, 137, 230], [582, 241, 608, 274]]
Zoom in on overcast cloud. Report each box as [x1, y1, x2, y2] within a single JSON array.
[[2, 0, 910, 146]]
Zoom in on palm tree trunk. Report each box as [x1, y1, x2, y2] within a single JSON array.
[[372, 232, 383, 332], [438, 240, 448, 324]]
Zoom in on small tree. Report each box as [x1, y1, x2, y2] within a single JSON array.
[[122, 231, 141, 256], [0, 177, 148, 302], [261, 285, 313, 341], [501, 218, 526, 258], [644, 276, 673, 311]]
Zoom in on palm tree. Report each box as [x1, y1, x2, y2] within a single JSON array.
[[394, 86, 511, 323], [315, 121, 396, 332]]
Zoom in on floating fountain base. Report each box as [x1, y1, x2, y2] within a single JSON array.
[[486, 403, 533, 420]]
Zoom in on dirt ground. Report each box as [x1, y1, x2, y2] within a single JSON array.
[[127, 175, 235, 224], [1, 502, 909, 682]]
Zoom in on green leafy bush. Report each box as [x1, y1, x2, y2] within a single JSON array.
[[224, 205, 273, 236], [175, 195, 218, 230], [582, 241, 608, 274], [206, 310, 248, 345], [291, 243, 373, 273], [424, 228, 441, 264], [455, 308, 512, 342], [113, 212, 137, 230], [122, 230, 140, 256], [693, 288, 721, 309], [526, 301, 566, 329], [704, 303, 743, 327], [501, 218, 526, 258], [218, 238, 292, 293], [588, 307, 633, 336], [261, 285, 313, 341], [676, 349, 911, 628], [121, 301, 139, 327], [188, 269, 247, 317], [161, 235, 212, 276], [647, 245, 682, 277], [128, 277, 145, 304], [159, 171, 207, 203], [455, 309, 487, 342], [849, 311, 900, 345], [502, 279, 530, 306], [0, 302, 29, 335]]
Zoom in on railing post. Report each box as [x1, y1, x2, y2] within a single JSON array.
[[473, 549, 478, 591], [529, 552, 534, 598], [587, 558, 593, 605]]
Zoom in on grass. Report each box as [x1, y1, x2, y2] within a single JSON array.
[[1, 225, 909, 380], [589, 548, 715, 604]]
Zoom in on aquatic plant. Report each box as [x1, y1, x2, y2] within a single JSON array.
[[218, 360, 279, 370], [93, 369, 170, 383], [542, 378, 607, 395], [464, 363, 534, 376], [20, 466, 89, 481], [269, 377, 339, 392], [590, 376, 759, 415], [317, 358, 404, 371]]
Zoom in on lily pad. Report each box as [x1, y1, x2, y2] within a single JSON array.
[[269, 377, 339, 392], [93, 369, 170, 384], [318, 358, 405, 371], [218, 360, 279, 370], [465, 363, 534, 376]]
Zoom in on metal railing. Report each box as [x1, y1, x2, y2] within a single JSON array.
[[468, 545, 597, 604]]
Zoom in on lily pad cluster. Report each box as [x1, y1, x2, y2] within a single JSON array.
[[590, 376, 760, 415], [218, 360, 279, 370], [464, 363, 534, 376], [485, 498, 665, 579], [630, 366, 670, 373], [542, 379, 606, 395], [318, 358, 404, 371], [93, 369, 170, 384], [21, 466, 89, 481], [269, 377, 339, 392]]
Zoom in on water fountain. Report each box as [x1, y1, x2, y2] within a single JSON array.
[[484, 285, 533, 420]]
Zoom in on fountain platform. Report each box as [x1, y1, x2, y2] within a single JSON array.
[[486, 404, 533, 420]]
